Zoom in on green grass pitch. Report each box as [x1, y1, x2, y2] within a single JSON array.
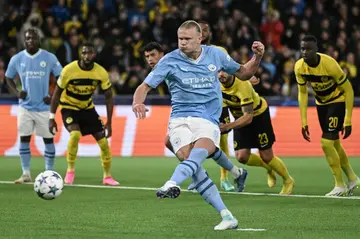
[[0, 156, 359, 239]]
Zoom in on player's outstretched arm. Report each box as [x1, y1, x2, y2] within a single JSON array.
[[5, 77, 27, 99], [104, 88, 114, 138], [48, 85, 64, 134], [338, 80, 354, 139], [132, 82, 152, 119], [220, 104, 254, 132], [298, 84, 310, 142], [233, 41, 265, 80]]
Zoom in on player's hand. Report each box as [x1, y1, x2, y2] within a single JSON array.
[[219, 123, 230, 133], [132, 103, 149, 119], [341, 125, 352, 139], [251, 41, 265, 58], [249, 76, 260, 86], [301, 125, 311, 142], [43, 95, 51, 105], [17, 90, 27, 100], [104, 122, 112, 138], [49, 119, 58, 135]]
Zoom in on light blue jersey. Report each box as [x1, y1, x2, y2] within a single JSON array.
[[144, 45, 240, 124], [5, 49, 63, 112]]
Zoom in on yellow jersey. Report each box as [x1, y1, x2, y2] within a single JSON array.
[[57, 61, 111, 110], [294, 53, 348, 105], [221, 77, 268, 119]]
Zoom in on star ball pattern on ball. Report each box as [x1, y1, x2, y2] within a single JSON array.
[[34, 170, 64, 200]]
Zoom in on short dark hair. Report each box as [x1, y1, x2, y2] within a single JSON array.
[[24, 28, 39, 37], [198, 20, 210, 26], [81, 42, 95, 49], [302, 35, 317, 44], [143, 42, 164, 53]]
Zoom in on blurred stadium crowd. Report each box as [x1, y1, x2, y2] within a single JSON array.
[[0, 0, 359, 97]]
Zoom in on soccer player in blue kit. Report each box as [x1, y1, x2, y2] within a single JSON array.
[[133, 20, 264, 230], [5, 29, 62, 183]]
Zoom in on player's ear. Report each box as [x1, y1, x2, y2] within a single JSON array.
[[314, 43, 318, 52]]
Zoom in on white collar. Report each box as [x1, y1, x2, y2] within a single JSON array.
[[24, 49, 42, 59], [180, 46, 204, 64]]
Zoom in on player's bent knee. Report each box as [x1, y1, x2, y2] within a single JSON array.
[[20, 135, 31, 143], [193, 138, 216, 155], [259, 148, 274, 163], [92, 131, 105, 141], [43, 138, 54, 144], [70, 131, 81, 142], [235, 150, 250, 164], [176, 145, 192, 161]]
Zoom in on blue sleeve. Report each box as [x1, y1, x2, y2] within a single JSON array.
[[213, 47, 240, 75], [5, 55, 18, 79], [144, 57, 170, 88], [50, 54, 63, 77]]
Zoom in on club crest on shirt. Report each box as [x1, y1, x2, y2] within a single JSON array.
[[321, 76, 329, 82], [66, 117, 73, 124], [172, 137, 181, 146], [40, 61, 46, 67], [208, 64, 217, 71]]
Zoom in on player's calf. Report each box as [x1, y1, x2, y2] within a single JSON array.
[[19, 135, 32, 180], [261, 149, 294, 194], [43, 138, 55, 171], [212, 148, 246, 192]]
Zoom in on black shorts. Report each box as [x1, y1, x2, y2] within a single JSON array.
[[316, 102, 345, 135], [219, 107, 231, 134], [61, 108, 104, 136], [233, 107, 275, 150]]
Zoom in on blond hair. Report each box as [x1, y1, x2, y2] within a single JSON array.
[[178, 20, 202, 34]]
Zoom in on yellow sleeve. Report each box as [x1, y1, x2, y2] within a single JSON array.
[[57, 66, 69, 89], [338, 80, 354, 126], [297, 84, 308, 127], [329, 58, 347, 85], [100, 69, 112, 90], [238, 81, 254, 105]]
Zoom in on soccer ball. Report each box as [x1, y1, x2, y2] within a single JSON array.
[[34, 170, 64, 200]]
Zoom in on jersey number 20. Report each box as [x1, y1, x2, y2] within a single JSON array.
[[329, 117, 338, 129]]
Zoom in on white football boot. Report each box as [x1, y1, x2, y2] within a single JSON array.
[[347, 178, 360, 195], [325, 186, 347, 196], [214, 209, 238, 230]]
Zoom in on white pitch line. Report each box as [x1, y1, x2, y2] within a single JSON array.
[[0, 180, 359, 200], [236, 228, 267, 232]]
